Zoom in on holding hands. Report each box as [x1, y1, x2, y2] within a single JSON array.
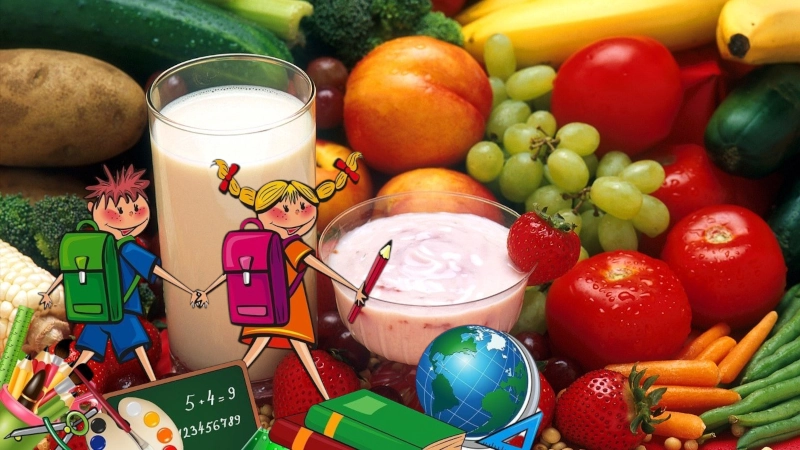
[[191, 289, 209, 309]]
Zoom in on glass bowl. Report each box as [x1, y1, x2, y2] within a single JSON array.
[[318, 191, 531, 366]]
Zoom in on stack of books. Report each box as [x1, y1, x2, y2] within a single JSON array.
[[269, 389, 465, 450]]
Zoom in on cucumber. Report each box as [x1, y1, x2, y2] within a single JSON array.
[[0, 0, 292, 83], [768, 176, 800, 286], [704, 64, 800, 179]]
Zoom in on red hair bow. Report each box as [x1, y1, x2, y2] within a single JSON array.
[[334, 159, 360, 183], [219, 163, 240, 193]]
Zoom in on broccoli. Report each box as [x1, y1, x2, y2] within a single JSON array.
[[31, 194, 91, 271], [0, 194, 38, 259], [305, 0, 464, 65]]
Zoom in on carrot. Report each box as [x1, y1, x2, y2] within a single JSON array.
[[652, 411, 706, 440], [646, 385, 741, 413], [718, 311, 779, 384], [604, 360, 720, 387], [675, 322, 731, 359], [695, 336, 738, 364]]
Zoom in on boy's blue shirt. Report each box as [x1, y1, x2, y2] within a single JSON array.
[[119, 240, 160, 315]]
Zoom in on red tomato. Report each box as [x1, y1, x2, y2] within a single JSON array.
[[661, 205, 787, 330], [546, 251, 692, 370], [551, 36, 683, 157]]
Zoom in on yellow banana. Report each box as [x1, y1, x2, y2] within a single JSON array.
[[462, 0, 728, 68], [455, 0, 538, 25], [717, 0, 800, 65]]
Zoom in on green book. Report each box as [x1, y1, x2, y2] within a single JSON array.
[[304, 389, 465, 450]]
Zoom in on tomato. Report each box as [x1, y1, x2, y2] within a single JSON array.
[[661, 205, 787, 330], [551, 36, 683, 157], [546, 251, 692, 370]]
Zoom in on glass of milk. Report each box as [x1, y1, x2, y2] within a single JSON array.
[[319, 192, 532, 366], [146, 54, 315, 383]]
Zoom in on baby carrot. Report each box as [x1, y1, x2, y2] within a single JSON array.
[[647, 386, 741, 413], [718, 311, 778, 384], [652, 411, 706, 440], [695, 336, 738, 364], [675, 322, 731, 360], [604, 360, 720, 387]]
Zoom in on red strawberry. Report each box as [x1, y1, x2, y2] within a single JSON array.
[[554, 366, 667, 450], [272, 349, 360, 419], [45, 429, 89, 449], [507, 210, 581, 286], [537, 372, 556, 437]]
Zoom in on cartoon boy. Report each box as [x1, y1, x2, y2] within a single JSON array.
[[39, 165, 196, 381]]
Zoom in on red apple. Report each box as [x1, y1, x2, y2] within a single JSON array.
[[315, 139, 375, 233]]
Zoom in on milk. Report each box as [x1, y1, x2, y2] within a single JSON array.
[[151, 86, 315, 380], [324, 212, 527, 365]]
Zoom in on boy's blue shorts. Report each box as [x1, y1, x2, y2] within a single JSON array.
[[74, 313, 150, 363]]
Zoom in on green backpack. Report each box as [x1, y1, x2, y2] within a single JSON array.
[[59, 220, 141, 324]]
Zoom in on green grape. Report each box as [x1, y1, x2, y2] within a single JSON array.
[[590, 176, 643, 220], [510, 287, 547, 335], [547, 149, 590, 193], [526, 110, 557, 137], [598, 214, 638, 252], [488, 76, 508, 110], [503, 123, 545, 155], [575, 198, 596, 213], [485, 176, 503, 199], [596, 151, 632, 178], [556, 123, 600, 156], [484, 33, 516, 81], [556, 208, 582, 236], [578, 246, 589, 261], [531, 90, 552, 111], [542, 164, 554, 185], [620, 160, 666, 194], [486, 99, 531, 142], [466, 141, 505, 183], [499, 153, 544, 203], [505, 65, 556, 102], [632, 194, 670, 238], [525, 184, 571, 214], [583, 153, 599, 179], [579, 209, 604, 256]]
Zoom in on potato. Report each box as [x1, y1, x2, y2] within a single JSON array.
[[0, 167, 86, 203], [0, 49, 146, 167]]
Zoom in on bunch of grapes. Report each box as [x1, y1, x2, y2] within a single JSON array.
[[467, 34, 670, 255]]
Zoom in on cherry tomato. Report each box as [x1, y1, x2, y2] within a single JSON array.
[[546, 251, 692, 370], [661, 205, 787, 330], [551, 36, 683, 156]]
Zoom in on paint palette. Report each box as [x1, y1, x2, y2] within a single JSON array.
[[86, 397, 183, 450]]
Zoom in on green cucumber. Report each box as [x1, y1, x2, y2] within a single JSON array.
[[0, 0, 292, 83], [704, 64, 800, 179], [768, 176, 800, 286]]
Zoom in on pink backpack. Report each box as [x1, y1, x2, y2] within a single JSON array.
[[222, 218, 305, 326]]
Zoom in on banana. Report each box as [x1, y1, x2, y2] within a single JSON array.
[[717, 0, 800, 65], [462, 0, 728, 68], [455, 0, 538, 26]]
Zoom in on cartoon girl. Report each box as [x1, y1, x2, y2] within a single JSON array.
[[196, 152, 366, 400]]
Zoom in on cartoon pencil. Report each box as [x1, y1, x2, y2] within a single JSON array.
[[348, 241, 392, 324]]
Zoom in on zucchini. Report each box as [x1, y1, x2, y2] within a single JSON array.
[[704, 64, 800, 179], [0, 0, 292, 83], [768, 175, 800, 286]]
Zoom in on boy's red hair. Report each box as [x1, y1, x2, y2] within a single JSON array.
[[85, 165, 150, 207]]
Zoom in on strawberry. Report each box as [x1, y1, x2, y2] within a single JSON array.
[[554, 366, 667, 450], [507, 210, 581, 286], [272, 349, 360, 419], [45, 430, 89, 450], [537, 372, 556, 438]]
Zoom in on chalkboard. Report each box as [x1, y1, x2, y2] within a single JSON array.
[[104, 361, 259, 450]]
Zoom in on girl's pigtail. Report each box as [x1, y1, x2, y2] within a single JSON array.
[[213, 159, 256, 209], [317, 152, 363, 202]]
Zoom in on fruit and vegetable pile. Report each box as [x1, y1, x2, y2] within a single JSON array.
[[2, 0, 800, 449]]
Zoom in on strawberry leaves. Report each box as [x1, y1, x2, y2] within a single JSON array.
[[629, 364, 669, 435]]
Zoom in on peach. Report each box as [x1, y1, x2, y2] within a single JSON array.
[[344, 36, 492, 175]]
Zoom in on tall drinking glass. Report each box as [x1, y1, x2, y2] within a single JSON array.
[[146, 54, 316, 383]]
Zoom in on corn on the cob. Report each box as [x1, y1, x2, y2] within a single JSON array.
[[0, 238, 64, 355]]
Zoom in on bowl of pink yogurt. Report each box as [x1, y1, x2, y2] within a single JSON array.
[[318, 191, 531, 366]]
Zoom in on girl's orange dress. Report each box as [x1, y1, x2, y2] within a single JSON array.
[[238, 238, 315, 349]]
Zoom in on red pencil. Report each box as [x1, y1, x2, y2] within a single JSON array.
[[348, 241, 392, 324]]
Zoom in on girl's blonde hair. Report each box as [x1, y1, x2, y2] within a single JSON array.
[[213, 152, 362, 213]]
